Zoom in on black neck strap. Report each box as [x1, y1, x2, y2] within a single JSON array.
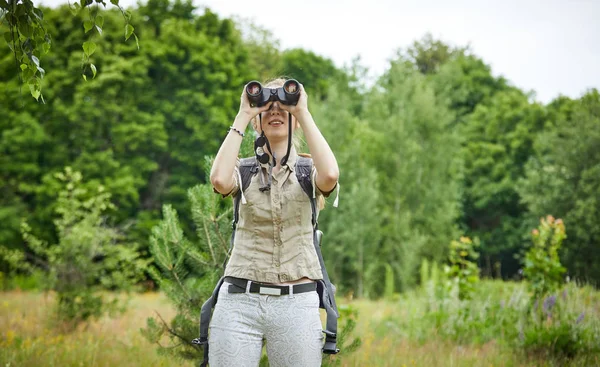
[[280, 113, 293, 166]]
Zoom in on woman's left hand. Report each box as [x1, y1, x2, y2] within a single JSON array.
[[279, 82, 309, 119]]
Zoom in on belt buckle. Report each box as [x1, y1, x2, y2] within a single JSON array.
[[259, 286, 282, 296]]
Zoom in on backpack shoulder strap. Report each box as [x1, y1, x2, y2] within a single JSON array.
[[238, 157, 259, 192], [296, 156, 317, 227], [295, 156, 314, 200], [226, 157, 259, 269]]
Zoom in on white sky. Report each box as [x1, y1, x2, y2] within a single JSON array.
[[41, 0, 600, 104]]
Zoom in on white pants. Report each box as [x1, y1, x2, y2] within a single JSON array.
[[208, 281, 324, 367]]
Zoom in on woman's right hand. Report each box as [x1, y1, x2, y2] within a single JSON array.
[[237, 83, 272, 127]]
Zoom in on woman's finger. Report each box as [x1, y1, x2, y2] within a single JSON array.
[[258, 102, 273, 113]]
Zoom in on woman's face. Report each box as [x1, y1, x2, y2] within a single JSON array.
[[256, 101, 297, 142]]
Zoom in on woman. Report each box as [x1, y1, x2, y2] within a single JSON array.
[[209, 78, 339, 366]]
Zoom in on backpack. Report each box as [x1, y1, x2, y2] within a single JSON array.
[[193, 156, 340, 366]]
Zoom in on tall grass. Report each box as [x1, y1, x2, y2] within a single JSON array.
[[373, 280, 600, 366], [1, 281, 599, 366]]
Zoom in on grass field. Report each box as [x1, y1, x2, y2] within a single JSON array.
[[1, 282, 599, 367]]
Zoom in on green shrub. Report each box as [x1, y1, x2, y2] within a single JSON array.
[[444, 236, 480, 300], [523, 215, 566, 301], [0, 168, 147, 328], [515, 216, 600, 360], [517, 289, 600, 360]]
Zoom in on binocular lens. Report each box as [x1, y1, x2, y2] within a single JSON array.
[[246, 82, 262, 96], [283, 80, 299, 94]]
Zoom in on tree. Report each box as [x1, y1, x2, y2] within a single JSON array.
[[0, 3, 253, 259], [402, 33, 465, 75], [519, 89, 600, 284], [362, 59, 462, 292], [430, 53, 510, 125], [310, 81, 381, 298], [281, 48, 344, 99], [461, 88, 547, 278], [142, 177, 231, 362]]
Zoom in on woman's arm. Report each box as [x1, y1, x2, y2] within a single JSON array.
[[210, 87, 271, 195], [296, 110, 339, 193], [282, 83, 339, 193]]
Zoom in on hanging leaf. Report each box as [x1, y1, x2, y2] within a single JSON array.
[[90, 63, 97, 78], [82, 41, 96, 57], [32, 8, 44, 21], [28, 80, 41, 100], [134, 33, 140, 50], [110, 0, 119, 5], [125, 24, 134, 40], [96, 15, 104, 28], [84, 20, 93, 33], [95, 25, 103, 35]]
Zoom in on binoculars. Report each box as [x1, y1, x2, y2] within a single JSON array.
[[246, 79, 300, 107]]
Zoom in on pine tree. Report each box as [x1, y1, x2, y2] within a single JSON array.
[[141, 156, 232, 362]]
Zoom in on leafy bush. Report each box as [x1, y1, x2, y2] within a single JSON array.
[[523, 215, 566, 301], [374, 217, 599, 363], [518, 289, 600, 361], [514, 216, 600, 359], [444, 236, 480, 300], [0, 168, 147, 328]]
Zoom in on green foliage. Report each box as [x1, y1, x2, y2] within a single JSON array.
[[0, 3, 252, 265], [523, 215, 567, 301], [141, 177, 231, 362], [444, 236, 480, 300], [518, 291, 600, 361], [460, 88, 547, 277], [322, 304, 362, 366], [363, 58, 462, 292], [0, 269, 45, 290], [518, 89, 600, 283], [310, 80, 381, 298], [0, 167, 146, 327], [0, 0, 50, 100], [402, 33, 465, 75], [0, 0, 137, 99], [377, 280, 600, 364], [280, 48, 344, 99], [2, 4, 600, 299]]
